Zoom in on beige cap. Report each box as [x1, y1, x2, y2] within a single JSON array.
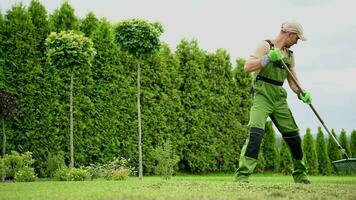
[[281, 21, 307, 41]]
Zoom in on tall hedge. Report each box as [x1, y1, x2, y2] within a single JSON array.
[[2, 3, 42, 158]]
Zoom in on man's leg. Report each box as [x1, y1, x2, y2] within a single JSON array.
[[235, 95, 271, 183], [283, 132, 310, 184], [270, 100, 310, 184], [235, 127, 265, 182]]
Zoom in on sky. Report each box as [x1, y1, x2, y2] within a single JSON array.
[[1, 0, 355, 136]]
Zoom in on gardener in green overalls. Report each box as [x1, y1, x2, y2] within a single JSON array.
[[235, 21, 312, 184]]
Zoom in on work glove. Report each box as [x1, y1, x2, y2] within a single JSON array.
[[261, 48, 284, 67], [298, 90, 312, 104]]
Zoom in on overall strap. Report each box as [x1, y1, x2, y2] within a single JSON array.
[[265, 39, 274, 49]]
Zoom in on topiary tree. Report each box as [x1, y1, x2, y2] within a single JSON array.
[[45, 31, 95, 168], [114, 18, 163, 180], [0, 91, 18, 156], [316, 127, 332, 175], [302, 128, 318, 174], [350, 130, 356, 157]]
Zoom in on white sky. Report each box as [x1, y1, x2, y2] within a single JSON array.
[[1, 0, 355, 136]]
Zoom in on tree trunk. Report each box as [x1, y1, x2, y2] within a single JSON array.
[[137, 60, 143, 180], [70, 72, 74, 168], [2, 116, 5, 157]]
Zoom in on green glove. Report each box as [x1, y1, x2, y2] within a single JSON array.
[[298, 90, 312, 104], [268, 48, 284, 62]]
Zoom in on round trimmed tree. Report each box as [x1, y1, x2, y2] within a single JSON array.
[[45, 31, 95, 167], [114, 18, 163, 180]]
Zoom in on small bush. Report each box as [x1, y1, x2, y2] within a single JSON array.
[[69, 168, 90, 181], [14, 166, 37, 182], [53, 167, 70, 181], [0, 159, 5, 181], [45, 152, 65, 178], [85, 163, 103, 180], [54, 167, 89, 181], [101, 157, 134, 180], [1, 151, 36, 181], [151, 141, 180, 180], [105, 168, 130, 181]]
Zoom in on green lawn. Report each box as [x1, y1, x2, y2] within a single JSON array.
[[1, 174, 356, 200]]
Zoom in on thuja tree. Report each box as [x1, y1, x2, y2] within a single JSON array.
[[261, 121, 279, 172], [0, 91, 18, 156], [49, 1, 78, 32], [139, 44, 182, 174], [114, 18, 163, 180], [279, 140, 293, 174], [316, 127, 332, 175], [327, 129, 342, 173], [339, 129, 351, 157], [28, 0, 50, 54], [302, 128, 318, 174], [204, 50, 246, 172], [80, 12, 99, 38], [45, 31, 95, 167], [351, 130, 356, 157], [0, 12, 4, 90], [3, 4, 41, 154]]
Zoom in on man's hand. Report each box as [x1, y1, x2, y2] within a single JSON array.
[[268, 48, 284, 62], [298, 90, 312, 104]]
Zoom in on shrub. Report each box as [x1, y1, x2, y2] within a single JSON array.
[[1, 151, 36, 180], [53, 167, 70, 181], [53, 167, 89, 181], [14, 166, 37, 182], [105, 168, 130, 181], [151, 141, 180, 180], [68, 167, 90, 181], [0, 159, 5, 181], [100, 157, 134, 180], [45, 152, 66, 178], [85, 163, 103, 180]]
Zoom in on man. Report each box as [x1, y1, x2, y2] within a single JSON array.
[[235, 21, 312, 184]]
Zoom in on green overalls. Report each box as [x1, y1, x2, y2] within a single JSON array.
[[235, 40, 308, 183]]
